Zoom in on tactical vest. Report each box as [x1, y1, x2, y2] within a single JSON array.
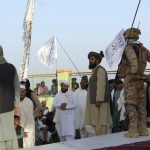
[[89, 65, 111, 104], [0, 63, 16, 113], [117, 43, 147, 78]]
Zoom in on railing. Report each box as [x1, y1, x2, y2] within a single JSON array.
[[28, 69, 150, 90]]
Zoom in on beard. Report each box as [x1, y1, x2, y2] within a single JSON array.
[[81, 85, 88, 90], [61, 89, 68, 93], [88, 63, 97, 69]]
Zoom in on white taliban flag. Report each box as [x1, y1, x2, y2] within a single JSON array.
[[20, 0, 35, 79], [105, 29, 126, 68], [37, 36, 57, 69]]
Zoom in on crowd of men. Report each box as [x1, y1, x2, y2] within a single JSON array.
[[0, 27, 150, 150], [33, 77, 81, 96], [33, 79, 57, 96]]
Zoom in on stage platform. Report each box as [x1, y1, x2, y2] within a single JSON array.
[[21, 128, 150, 150]]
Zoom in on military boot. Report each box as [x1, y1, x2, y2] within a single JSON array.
[[124, 128, 139, 138], [125, 104, 139, 138], [137, 103, 149, 136], [138, 123, 149, 136]]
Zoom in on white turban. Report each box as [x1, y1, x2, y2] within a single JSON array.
[[59, 80, 70, 86], [20, 84, 26, 90], [20, 78, 27, 82]]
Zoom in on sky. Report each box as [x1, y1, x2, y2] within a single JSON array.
[[0, 0, 150, 75]]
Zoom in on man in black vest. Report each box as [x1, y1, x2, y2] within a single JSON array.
[[84, 51, 112, 136], [0, 45, 20, 150]]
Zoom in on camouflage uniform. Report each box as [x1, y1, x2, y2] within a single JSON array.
[[51, 79, 58, 96], [71, 78, 78, 91], [118, 28, 150, 138]]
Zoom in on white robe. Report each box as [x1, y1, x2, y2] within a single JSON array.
[[0, 71, 20, 150], [53, 90, 77, 137], [20, 97, 35, 148], [117, 89, 125, 121], [0, 111, 18, 150], [74, 88, 87, 130]]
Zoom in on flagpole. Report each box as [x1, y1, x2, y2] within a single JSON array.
[[115, 0, 142, 81], [127, 0, 142, 44], [20, 0, 35, 80], [55, 37, 58, 91], [55, 49, 58, 79], [56, 38, 81, 77], [137, 21, 140, 29]]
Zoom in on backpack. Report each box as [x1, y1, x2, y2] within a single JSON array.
[[117, 43, 144, 78]]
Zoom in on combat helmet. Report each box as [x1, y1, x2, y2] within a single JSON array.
[[124, 28, 141, 40]]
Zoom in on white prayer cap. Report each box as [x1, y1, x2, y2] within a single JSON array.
[[20, 84, 26, 90], [43, 109, 49, 116], [59, 80, 69, 86], [20, 78, 27, 82]]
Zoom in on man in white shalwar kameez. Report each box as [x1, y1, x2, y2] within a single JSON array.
[[20, 85, 35, 148], [53, 80, 77, 142], [74, 79, 88, 139], [0, 45, 20, 150]]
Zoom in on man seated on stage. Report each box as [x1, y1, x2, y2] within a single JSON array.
[[38, 81, 49, 95]]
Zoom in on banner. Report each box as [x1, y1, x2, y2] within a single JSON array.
[[105, 29, 126, 68], [20, 0, 35, 79], [37, 36, 57, 69]]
